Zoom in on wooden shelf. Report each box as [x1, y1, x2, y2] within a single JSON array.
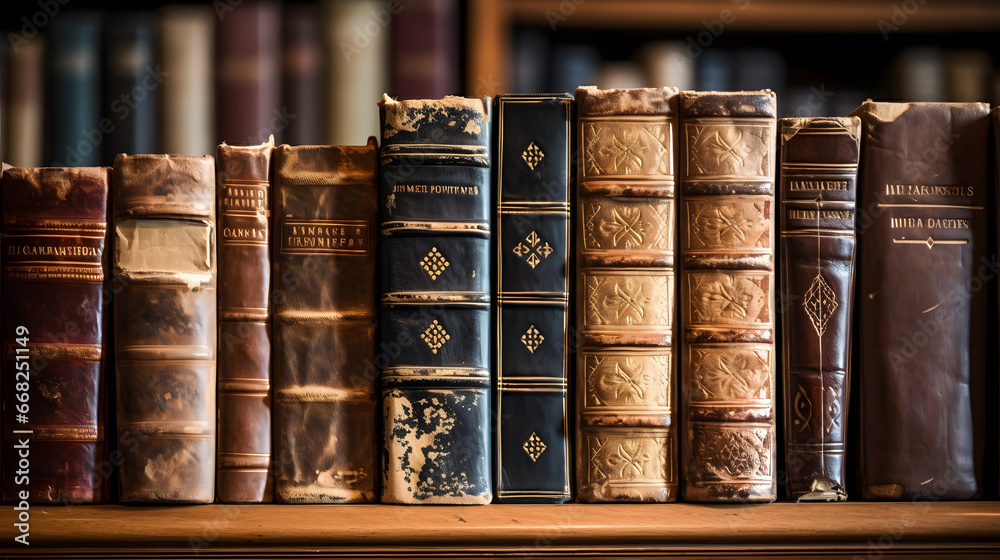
[[2, 502, 998, 558]]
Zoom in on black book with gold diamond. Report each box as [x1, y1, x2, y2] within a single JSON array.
[[493, 93, 573, 503]]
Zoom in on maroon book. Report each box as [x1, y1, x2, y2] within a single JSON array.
[[389, 0, 459, 99], [1, 166, 112, 504], [215, 0, 281, 145]]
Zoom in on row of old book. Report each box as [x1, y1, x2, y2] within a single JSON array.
[[1, 87, 997, 505], [1, 0, 459, 169]]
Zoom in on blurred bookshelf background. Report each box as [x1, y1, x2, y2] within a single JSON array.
[[1, 0, 998, 168]]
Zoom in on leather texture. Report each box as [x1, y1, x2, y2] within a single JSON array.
[[1, 166, 111, 503], [493, 93, 572, 503], [272, 141, 379, 503], [679, 90, 777, 503], [575, 86, 678, 503], [853, 101, 988, 500], [378, 95, 492, 504], [113, 153, 217, 503], [216, 138, 274, 503], [779, 117, 859, 502]]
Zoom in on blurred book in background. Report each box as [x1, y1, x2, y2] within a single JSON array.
[[45, 11, 102, 167], [215, 0, 281, 146], [324, 0, 387, 146], [4, 33, 44, 167], [390, 0, 459, 99], [639, 41, 696, 92], [104, 11, 158, 164], [159, 4, 214, 157], [281, 3, 323, 146]]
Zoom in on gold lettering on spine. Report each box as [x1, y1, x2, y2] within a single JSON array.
[[280, 221, 370, 254], [392, 184, 480, 196], [884, 184, 974, 197], [789, 180, 847, 191]]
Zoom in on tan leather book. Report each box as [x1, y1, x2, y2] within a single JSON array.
[[4, 37, 44, 167], [113, 154, 217, 503], [852, 101, 989, 500], [678, 90, 777, 503], [272, 141, 378, 503], [779, 117, 859, 502], [216, 138, 274, 503], [158, 5, 214, 157], [1, 166, 111, 504], [575, 86, 678, 503]]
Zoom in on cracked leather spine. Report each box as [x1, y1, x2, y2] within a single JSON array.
[[678, 90, 777, 503], [378, 95, 492, 504], [779, 117, 859, 502], [575, 86, 679, 503]]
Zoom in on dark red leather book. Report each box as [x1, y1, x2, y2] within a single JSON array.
[[779, 117, 859, 502], [216, 138, 274, 503], [215, 0, 281, 146], [852, 101, 989, 500], [389, 0, 459, 99], [1, 166, 112, 504]]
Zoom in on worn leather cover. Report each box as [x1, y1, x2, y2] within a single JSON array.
[[215, 0, 280, 145], [678, 90, 777, 503], [1, 167, 111, 503], [272, 141, 378, 503], [779, 117, 859, 502], [378, 95, 492, 504], [113, 153, 216, 503], [493, 93, 572, 503], [852, 101, 988, 500], [216, 138, 274, 503], [575, 86, 678, 503]]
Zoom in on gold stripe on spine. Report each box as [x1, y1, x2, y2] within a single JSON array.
[[274, 386, 374, 403], [580, 117, 673, 180], [682, 120, 774, 181], [382, 292, 489, 305], [6, 266, 104, 282], [582, 270, 673, 329], [683, 197, 772, 252], [380, 221, 490, 236], [19, 426, 100, 440], [3, 220, 107, 234]]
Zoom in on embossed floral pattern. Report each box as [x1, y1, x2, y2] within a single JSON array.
[[692, 349, 769, 401], [691, 273, 767, 324]]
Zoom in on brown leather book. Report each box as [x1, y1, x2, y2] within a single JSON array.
[[678, 90, 777, 503], [113, 154, 217, 503], [216, 138, 274, 503], [575, 86, 678, 503], [852, 101, 989, 500], [1, 166, 111, 504], [272, 141, 378, 503], [779, 117, 860, 502], [215, 0, 281, 145]]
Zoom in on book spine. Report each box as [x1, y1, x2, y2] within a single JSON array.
[[575, 86, 678, 503], [1, 167, 112, 504], [4, 35, 45, 167], [493, 94, 572, 503], [113, 154, 216, 503], [778, 117, 859, 502], [158, 5, 215, 157], [216, 139, 274, 503], [215, 0, 280, 145], [853, 101, 989, 500], [45, 13, 102, 167], [272, 141, 378, 503], [104, 12, 158, 163], [378, 95, 492, 504], [678, 90, 777, 503], [389, 0, 459, 99]]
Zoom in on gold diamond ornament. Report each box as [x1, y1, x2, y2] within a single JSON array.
[[803, 273, 838, 336], [421, 320, 450, 354], [522, 142, 545, 170], [520, 325, 545, 354], [420, 247, 449, 280], [523, 432, 547, 461]]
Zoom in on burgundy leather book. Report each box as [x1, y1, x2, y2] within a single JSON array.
[[216, 138, 274, 503], [1, 166, 111, 504], [852, 101, 989, 500], [779, 117, 859, 502], [215, 0, 281, 146], [113, 154, 217, 503], [389, 0, 459, 99], [574, 86, 679, 503], [678, 90, 777, 503], [272, 141, 378, 503]]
